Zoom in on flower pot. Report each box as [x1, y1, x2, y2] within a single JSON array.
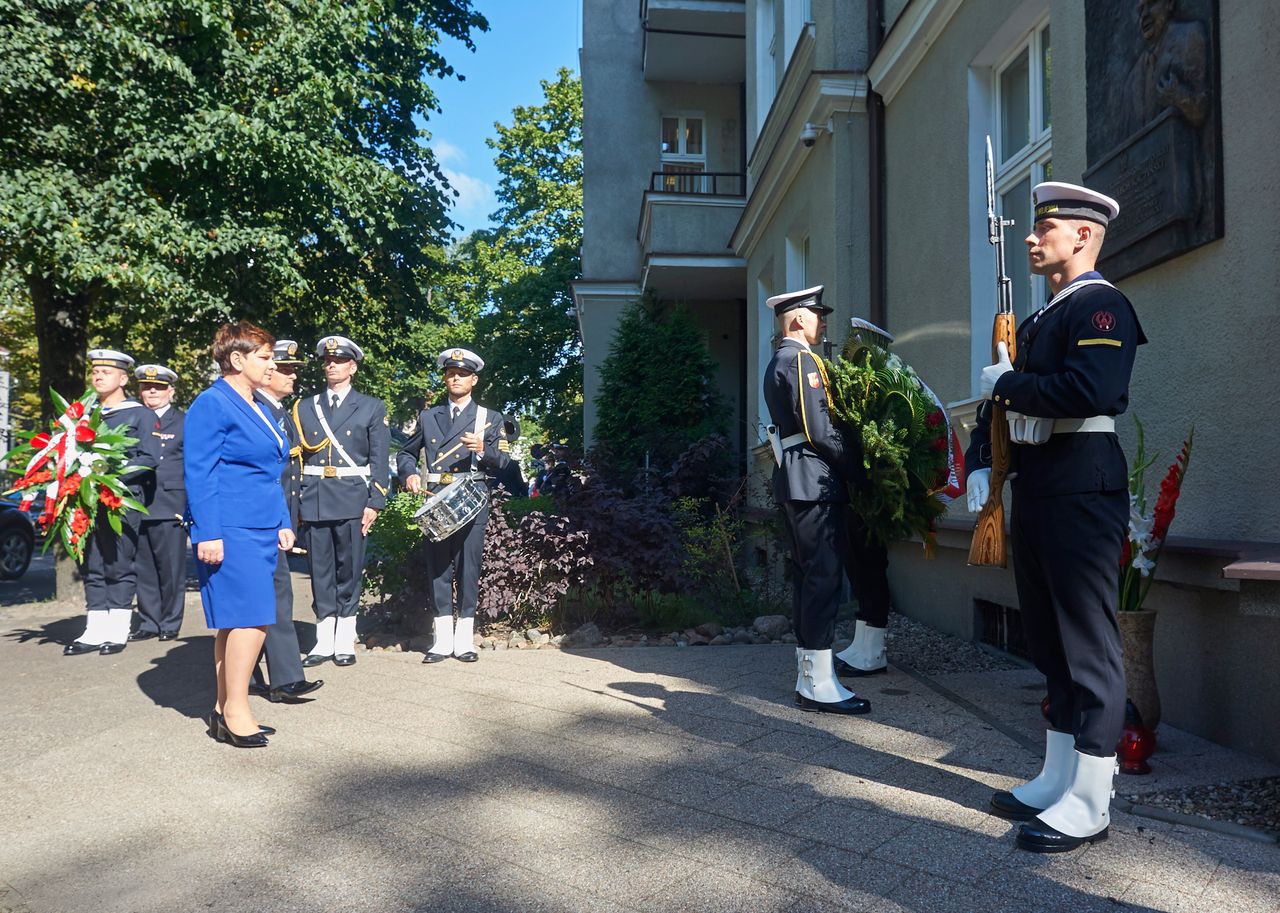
[[1119, 608, 1161, 730]]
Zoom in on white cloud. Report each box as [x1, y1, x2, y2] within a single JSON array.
[[434, 139, 467, 166], [443, 168, 495, 226]]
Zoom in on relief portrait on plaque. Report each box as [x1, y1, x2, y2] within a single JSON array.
[[1083, 0, 1222, 279]]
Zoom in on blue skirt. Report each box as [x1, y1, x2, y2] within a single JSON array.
[[195, 526, 278, 629]]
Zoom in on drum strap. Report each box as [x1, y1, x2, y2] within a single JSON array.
[[471, 406, 487, 472], [313, 396, 371, 483]]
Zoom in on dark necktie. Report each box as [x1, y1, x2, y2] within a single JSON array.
[[451, 406, 460, 423], [331, 393, 339, 411]]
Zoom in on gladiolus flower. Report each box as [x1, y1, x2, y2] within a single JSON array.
[[62, 474, 83, 498], [71, 508, 91, 535], [75, 422, 96, 444], [98, 486, 123, 510]]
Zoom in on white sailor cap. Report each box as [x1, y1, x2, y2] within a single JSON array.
[[88, 349, 134, 371], [1032, 182, 1120, 225], [134, 364, 178, 385], [765, 285, 832, 316], [437, 347, 485, 373], [272, 339, 305, 365], [317, 335, 364, 361], [849, 317, 895, 345]]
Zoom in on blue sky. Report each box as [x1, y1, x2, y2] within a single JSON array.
[[426, 0, 581, 238]]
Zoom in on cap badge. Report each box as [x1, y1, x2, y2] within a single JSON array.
[[451, 349, 464, 361], [326, 338, 338, 352], [287, 343, 297, 356], [145, 367, 157, 378], [1092, 311, 1116, 332]]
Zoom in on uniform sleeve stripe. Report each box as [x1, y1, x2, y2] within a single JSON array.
[[1077, 338, 1123, 347]]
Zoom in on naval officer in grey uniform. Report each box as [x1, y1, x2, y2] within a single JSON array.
[[130, 364, 187, 641], [397, 348, 509, 663], [293, 335, 390, 667], [250, 339, 324, 701]]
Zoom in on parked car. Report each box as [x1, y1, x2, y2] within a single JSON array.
[[0, 495, 36, 580]]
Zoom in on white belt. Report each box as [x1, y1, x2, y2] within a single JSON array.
[[423, 471, 485, 483], [302, 465, 370, 478], [780, 432, 808, 449], [1053, 416, 1115, 434]]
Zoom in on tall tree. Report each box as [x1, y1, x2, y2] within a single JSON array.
[[0, 0, 486, 419], [442, 69, 582, 446]]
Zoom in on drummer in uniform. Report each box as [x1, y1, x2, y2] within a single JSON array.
[[130, 364, 187, 642], [397, 348, 509, 664], [293, 335, 390, 668], [64, 350, 162, 655]]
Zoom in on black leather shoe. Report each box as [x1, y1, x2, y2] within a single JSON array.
[[128, 630, 158, 642], [209, 711, 274, 737], [835, 657, 887, 677], [301, 654, 331, 668], [990, 791, 1045, 821], [248, 681, 270, 697], [333, 654, 356, 666], [267, 679, 324, 702], [63, 641, 100, 656], [423, 652, 451, 664], [1016, 817, 1108, 853], [795, 693, 872, 715], [158, 632, 178, 642], [215, 717, 269, 748], [455, 651, 478, 663], [99, 642, 126, 655]]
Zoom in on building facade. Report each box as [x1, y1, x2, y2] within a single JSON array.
[[577, 0, 1280, 761]]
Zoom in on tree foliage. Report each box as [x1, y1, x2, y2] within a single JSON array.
[[592, 296, 729, 481], [0, 0, 486, 418], [439, 68, 583, 446]]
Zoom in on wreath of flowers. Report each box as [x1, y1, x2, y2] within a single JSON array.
[[1119, 416, 1193, 612], [3, 389, 149, 562], [824, 329, 963, 557]]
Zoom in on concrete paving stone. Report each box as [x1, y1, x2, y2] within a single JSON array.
[[870, 822, 1015, 884], [657, 823, 817, 878], [1197, 865, 1280, 913], [794, 740, 906, 780], [1074, 821, 1225, 892], [739, 726, 844, 762], [640, 865, 803, 913], [1162, 823, 1280, 870], [537, 834, 707, 906], [778, 797, 915, 854], [627, 707, 777, 748], [630, 767, 740, 806], [700, 780, 828, 829], [753, 842, 915, 909], [865, 869, 1127, 913], [1117, 880, 1213, 913], [974, 855, 1135, 910]]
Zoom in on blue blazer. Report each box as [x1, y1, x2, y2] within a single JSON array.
[[184, 378, 291, 544]]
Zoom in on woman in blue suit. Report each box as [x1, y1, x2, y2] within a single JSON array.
[[185, 322, 295, 748]]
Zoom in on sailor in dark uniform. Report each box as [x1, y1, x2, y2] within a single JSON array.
[[397, 348, 509, 663], [249, 340, 324, 701], [494, 414, 527, 497], [129, 364, 187, 641], [966, 182, 1146, 853], [64, 350, 162, 655], [294, 336, 390, 667], [762, 287, 870, 715]]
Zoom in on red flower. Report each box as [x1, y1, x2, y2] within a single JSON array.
[[926, 410, 945, 428], [930, 435, 948, 452], [75, 421, 96, 444], [61, 473, 83, 499], [66, 401, 85, 420], [30, 432, 51, 449], [1121, 538, 1132, 567], [71, 508, 91, 535], [98, 485, 123, 510]]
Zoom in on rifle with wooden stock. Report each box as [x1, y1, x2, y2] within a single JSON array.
[[968, 135, 1017, 567]]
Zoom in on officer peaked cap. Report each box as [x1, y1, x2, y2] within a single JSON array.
[[438, 347, 485, 373], [272, 339, 306, 365], [317, 335, 364, 361], [765, 285, 832, 316], [1032, 182, 1120, 225], [134, 364, 178, 385]]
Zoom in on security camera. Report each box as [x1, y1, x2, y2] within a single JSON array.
[[800, 123, 821, 148]]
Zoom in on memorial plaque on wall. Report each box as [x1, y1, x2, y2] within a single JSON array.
[[1083, 0, 1222, 279]]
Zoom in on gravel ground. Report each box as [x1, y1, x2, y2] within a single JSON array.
[[855, 610, 1023, 675], [1122, 776, 1280, 836]]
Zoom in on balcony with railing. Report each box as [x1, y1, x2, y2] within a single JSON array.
[[638, 169, 746, 299], [640, 0, 745, 83]]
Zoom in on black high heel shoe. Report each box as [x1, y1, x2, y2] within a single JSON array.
[[206, 711, 275, 738], [215, 717, 269, 748]]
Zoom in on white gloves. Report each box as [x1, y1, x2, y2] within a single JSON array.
[[980, 341, 1013, 398], [1007, 412, 1055, 444], [965, 468, 991, 513]]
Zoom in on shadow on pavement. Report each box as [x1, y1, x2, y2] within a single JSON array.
[[136, 635, 217, 720], [4, 613, 83, 646]]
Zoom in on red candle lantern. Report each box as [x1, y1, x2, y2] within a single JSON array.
[[1116, 699, 1156, 775]]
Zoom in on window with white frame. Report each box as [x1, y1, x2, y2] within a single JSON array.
[[993, 19, 1051, 320], [756, 0, 777, 135], [659, 114, 706, 193]]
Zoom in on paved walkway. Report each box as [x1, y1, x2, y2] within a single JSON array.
[[1, 587, 1277, 913]]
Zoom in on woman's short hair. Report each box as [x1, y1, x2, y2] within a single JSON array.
[[212, 321, 274, 373]]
